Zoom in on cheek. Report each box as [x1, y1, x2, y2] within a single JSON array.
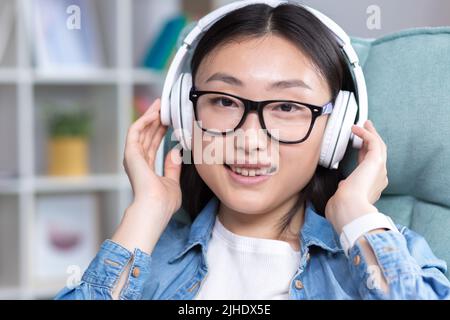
[[277, 144, 318, 191], [276, 116, 329, 188], [191, 127, 227, 194]]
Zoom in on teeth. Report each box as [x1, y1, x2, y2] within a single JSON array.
[[229, 165, 275, 177]]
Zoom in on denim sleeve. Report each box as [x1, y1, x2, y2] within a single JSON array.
[[347, 226, 450, 300], [54, 239, 152, 300]]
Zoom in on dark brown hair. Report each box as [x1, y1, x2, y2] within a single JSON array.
[[179, 3, 352, 236]]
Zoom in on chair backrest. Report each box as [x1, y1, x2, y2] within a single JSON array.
[[163, 27, 450, 279], [341, 27, 450, 280]]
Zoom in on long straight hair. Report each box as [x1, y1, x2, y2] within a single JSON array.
[[179, 3, 353, 236]]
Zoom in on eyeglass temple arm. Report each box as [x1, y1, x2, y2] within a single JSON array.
[[321, 102, 334, 115]]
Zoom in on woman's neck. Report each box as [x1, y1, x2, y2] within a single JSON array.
[[217, 195, 305, 252]]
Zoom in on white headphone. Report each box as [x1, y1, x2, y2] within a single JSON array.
[[160, 0, 368, 169]]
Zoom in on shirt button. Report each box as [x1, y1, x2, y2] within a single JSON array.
[[188, 281, 201, 292], [353, 255, 361, 266], [132, 267, 140, 278], [294, 280, 304, 290]]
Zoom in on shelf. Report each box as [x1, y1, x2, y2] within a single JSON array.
[[0, 179, 21, 194], [33, 174, 127, 193], [132, 68, 167, 84], [33, 69, 120, 85], [0, 68, 18, 83], [0, 0, 174, 300]]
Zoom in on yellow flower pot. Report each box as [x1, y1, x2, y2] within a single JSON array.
[[48, 137, 89, 176]]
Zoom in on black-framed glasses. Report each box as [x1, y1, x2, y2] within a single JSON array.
[[189, 86, 334, 144]]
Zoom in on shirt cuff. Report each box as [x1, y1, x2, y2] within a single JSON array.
[[348, 230, 422, 286], [81, 239, 152, 299]]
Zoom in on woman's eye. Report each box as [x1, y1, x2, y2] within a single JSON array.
[[274, 103, 300, 112], [212, 97, 236, 108]]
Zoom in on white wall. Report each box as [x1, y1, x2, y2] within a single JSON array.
[[213, 0, 450, 38]]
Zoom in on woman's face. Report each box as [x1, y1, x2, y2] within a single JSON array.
[[192, 34, 332, 215]]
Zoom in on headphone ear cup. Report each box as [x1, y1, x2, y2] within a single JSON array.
[[319, 91, 358, 169], [170, 73, 193, 151], [179, 73, 194, 150], [170, 74, 184, 149]]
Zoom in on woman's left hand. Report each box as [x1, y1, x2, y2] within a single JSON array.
[[325, 120, 389, 234]]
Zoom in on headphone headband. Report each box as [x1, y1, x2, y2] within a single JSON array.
[[161, 0, 368, 149]]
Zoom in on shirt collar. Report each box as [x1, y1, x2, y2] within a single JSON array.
[[168, 196, 342, 264]]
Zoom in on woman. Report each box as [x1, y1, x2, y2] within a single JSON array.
[[56, 3, 450, 300]]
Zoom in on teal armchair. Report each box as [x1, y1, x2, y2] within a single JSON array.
[[341, 27, 450, 280]]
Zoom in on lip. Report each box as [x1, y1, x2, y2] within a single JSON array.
[[224, 164, 273, 186]]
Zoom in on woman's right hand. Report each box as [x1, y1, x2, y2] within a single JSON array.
[[112, 98, 183, 254], [123, 98, 183, 218]]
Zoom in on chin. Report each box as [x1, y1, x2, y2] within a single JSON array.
[[218, 189, 274, 215]]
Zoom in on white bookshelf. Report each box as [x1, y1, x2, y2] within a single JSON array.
[[0, 0, 182, 299]]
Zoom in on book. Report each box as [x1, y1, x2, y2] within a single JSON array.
[[141, 14, 188, 71], [32, 0, 104, 72]]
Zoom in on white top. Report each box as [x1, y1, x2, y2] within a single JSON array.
[[194, 215, 301, 300]]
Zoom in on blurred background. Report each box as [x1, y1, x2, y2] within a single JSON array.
[[0, 0, 449, 300]]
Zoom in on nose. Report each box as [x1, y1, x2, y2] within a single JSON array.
[[235, 112, 268, 154], [240, 112, 262, 131]]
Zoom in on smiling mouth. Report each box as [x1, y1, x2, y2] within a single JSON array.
[[223, 164, 277, 177]]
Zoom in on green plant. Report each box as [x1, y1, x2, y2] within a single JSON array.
[[47, 109, 93, 138]]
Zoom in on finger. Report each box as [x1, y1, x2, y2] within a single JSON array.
[[127, 100, 161, 145], [141, 98, 161, 117], [141, 127, 153, 159], [149, 125, 168, 156], [366, 120, 388, 153], [147, 125, 168, 168], [164, 147, 183, 183], [128, 111, 160, 146], [351, 124, 383, 157], [146, 109, 164, 143], [364, 120, 388, 159], [357, 144, 365, 164], [142, 114, 161, 152], [131, 99, 161, 132], [364, 120, 384, 143]]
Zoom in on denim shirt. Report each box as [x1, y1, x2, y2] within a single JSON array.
[[55, 196, 450, 300]]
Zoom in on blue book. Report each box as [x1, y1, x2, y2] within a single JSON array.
[[142, 14, 188, 71]]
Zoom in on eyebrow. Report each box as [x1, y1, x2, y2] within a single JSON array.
[[205, 72, 312, 90]]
